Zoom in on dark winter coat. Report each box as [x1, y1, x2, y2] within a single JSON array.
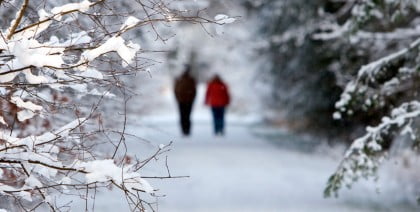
[[205, 77, 230, 107], [174, 72, 197, 103]]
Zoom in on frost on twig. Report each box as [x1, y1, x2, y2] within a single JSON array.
[[0, 0, 213, 210]]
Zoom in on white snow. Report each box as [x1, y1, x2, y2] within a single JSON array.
[[80, 160, 123, 183], [1, 38, 65, 74], [120, 16, 140, 31], [51, 0, 92, 20], [23, 69, 49, 84], [10, 96, 43, 111], [214, 14, 236, 24], [17, 110, 36, 122], [332, 112, 341, 120], [81, 36, 140, 67], [76, 159, 154, 193], [0, 117, 86, 147], [0, 72, 19, 83], [312, 21, 352, 40], [0, 116, 7, 126]]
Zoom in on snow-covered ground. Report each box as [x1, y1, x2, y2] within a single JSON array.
[[62, 111, 420, 211]]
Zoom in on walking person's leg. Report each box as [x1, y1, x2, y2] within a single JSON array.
[[219, 107, 225, 135], [179, 103, 189, 135], [184, 102, 193, 135], [211, 107, 218, 134], [212, 107, 224, 135]]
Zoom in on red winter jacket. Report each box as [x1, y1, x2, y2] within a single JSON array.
[[205, 77, 230, 107]]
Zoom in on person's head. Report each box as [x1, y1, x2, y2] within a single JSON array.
[[184, 64, 192, 74], [213, 74, 221, 81]]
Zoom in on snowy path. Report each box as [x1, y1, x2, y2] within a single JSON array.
[[68, 117, 419, 212]]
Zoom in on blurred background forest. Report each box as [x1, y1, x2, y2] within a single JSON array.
[[119, 0, 420, 144]]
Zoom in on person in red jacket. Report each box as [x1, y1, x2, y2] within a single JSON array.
[[205, 74, 230, 135]]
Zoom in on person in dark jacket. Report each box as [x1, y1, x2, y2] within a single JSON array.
[[174, 66, 197, 136], [205, 74, 230, 135]]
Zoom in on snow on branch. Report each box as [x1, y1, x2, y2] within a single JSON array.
[[314, 23, 420, 41], [325, 101, 420, 197], [0, 117, 86, 148], [313, 0, 420, 42], [50, 0, 92, 15], [312, 21, 353, 41], [75, 159, 154, 193], [8, 0, 97, 40], [355, 26, 420, 40], [356, 38, 420, 81], [214, 14, 236, 24], [0, 116, 7, 126], [10, 96, 43, 122], [333, 38, 420, 118], [81, 36, 140, 67]]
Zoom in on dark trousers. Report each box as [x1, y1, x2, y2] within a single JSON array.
[[211, 107, 225, 135], [178, 102, 193, 135]]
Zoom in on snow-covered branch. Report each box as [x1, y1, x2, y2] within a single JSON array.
[[0, 0, 217, 210], [325, 101, 420, 197], [313, 0, 420, 42], [333, 37, 420, 118], [323, 0, 420, 199], [6, 0, 29, 39]]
